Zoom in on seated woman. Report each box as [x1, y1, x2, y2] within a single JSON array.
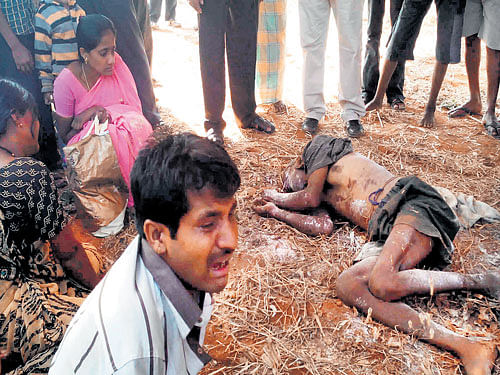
[[53, 14, 153, 204], [0, 79, 102, 373]]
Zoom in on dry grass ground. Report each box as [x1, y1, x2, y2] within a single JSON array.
[[75, 1, 500, 374]]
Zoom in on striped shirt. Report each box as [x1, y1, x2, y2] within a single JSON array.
[[0, 0, 36, 35], [34, 0, 85, 93], [49, 236, 213, 375]]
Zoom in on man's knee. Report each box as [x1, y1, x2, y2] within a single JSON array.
[[368, 271, 402, 302], [336, 263, 370, 307]]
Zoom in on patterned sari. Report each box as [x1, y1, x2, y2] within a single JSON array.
[[0, 158, 97, 374]]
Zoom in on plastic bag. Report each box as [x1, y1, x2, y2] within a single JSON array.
[[63, 116, 128, 236]]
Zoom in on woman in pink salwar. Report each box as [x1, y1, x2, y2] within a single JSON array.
[[53, 15, 153, 205]]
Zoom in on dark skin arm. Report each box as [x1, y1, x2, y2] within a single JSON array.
[[262, 167, 328, 210], [50, 219, 102, 289], [55, 106, 108, 144], [0, 8, 34, 73]]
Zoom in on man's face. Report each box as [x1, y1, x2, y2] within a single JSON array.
[[162, 188, 238, 293]]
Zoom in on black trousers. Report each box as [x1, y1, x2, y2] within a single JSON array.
[[79, 0, 160, 125], [0, 33, 60, 170], [198, 0, 259, 129], [362, 0, 405, 103]]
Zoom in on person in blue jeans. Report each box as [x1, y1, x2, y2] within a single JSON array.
[[149, 0, 180, 27], [363, 0, 406, 110]]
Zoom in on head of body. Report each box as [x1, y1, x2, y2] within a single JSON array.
[[131, 133, 241, 294], [282, 156, 307, 192], [0, 79, 40, 162], [77, 15, 117, 77]]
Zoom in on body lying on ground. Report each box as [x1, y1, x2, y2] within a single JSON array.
[[255, 135, 499, 375]]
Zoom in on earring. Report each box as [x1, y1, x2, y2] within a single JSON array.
[[84, 56, 88, 64]]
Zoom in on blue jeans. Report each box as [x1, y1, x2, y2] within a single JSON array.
[[362, 0, 405, 103]]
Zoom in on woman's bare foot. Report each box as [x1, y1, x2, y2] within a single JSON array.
[[459, 341, 497, 375], [421, 106, 436, 128], [366, 97, 383, 112]]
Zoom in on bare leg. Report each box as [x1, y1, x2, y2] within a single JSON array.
[[254, 202, 334, 235], [262, 167, 328, 210], [368, 224, 500, 301], [450, 35, 482, 117], [337, 259, 498, 375], [421, 62, 448, 128], [483, 46, 500, 126], [365, 59, 398, 111]]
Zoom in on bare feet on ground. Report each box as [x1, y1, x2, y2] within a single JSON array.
[[449, 100, 482, 117], [459, 341, 498, 375], [482, 111, 498, 126], [365, 97, 383, 112], [421, 106, 436, 128]]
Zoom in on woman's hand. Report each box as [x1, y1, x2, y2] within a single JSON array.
[[71, 106, 108, 130], [95, 106, 109, 123]]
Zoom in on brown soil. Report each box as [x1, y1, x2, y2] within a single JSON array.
[[63, 1, 500, 374]]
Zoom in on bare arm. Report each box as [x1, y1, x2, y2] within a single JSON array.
[[50, 219, 102, 289], [0, 8, 34, 73], [55, 106, 108, 144], [262, 167, 328, 210]]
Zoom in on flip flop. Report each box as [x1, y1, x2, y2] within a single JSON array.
[[448, 106, 480, 118], [484, 122, 500, 140]]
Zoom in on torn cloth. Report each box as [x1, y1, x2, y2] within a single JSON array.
[[302, 135, 353, 175]]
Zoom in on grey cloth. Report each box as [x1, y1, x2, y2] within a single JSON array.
[[302, 135, 353, 175]]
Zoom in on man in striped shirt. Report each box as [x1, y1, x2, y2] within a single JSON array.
[[34, 0, 85, 105], [49, 133, 240, 374]]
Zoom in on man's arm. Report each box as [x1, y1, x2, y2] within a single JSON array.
[[262, 167, 328, 210], [0, 8, 34, 73]]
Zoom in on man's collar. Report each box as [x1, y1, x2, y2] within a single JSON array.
[[139, 238, 203, 331]]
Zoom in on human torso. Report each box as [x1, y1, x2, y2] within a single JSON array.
[[0, 0, 36, 35], [323, 152, 398, 229]]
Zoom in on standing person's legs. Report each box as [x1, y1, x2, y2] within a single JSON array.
[[226, 0, 259, 128], [198, 0, 227, 141], [164, 0, 177, 21], [366, 0, 432, 112], [135, 0, 154, 69], [362, 0, 385, 104], [298, 0, 330, 132], [149, 0, 162, 24], [386, 0, 406, 107], [332, 0, 365, 136]]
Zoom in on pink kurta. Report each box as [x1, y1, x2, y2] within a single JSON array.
[[54, 53, 153, 206]]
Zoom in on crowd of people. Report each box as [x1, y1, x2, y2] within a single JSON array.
[[0, 0, 498, 374]]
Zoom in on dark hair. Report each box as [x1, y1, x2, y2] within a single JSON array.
[[76, 14, 116, 62], [131, 133, 241, 238], [0, 79, 38, 136]]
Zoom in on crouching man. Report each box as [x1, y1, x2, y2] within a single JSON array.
[[255, 135, 499, 374], [49, 133, 240, 374]]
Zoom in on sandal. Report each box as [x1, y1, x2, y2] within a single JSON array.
[[242, 115, 275, 134], [448, 106, 480, 118], [389, 98, 405, 111]]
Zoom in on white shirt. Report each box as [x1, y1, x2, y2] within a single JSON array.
[[49, 236, 213, 374]]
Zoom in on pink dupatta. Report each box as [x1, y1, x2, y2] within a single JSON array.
[[67, 54, 153, 206]]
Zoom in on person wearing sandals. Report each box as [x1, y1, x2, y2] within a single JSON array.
[[362, 0, 406, 111], [298, 0, 366, 138], [0, 79, 102, 374], [189, 0, 276, 146], [256, 0, 287, 114], [448, 0, 500, 139], [366, 0, 466, 128]]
